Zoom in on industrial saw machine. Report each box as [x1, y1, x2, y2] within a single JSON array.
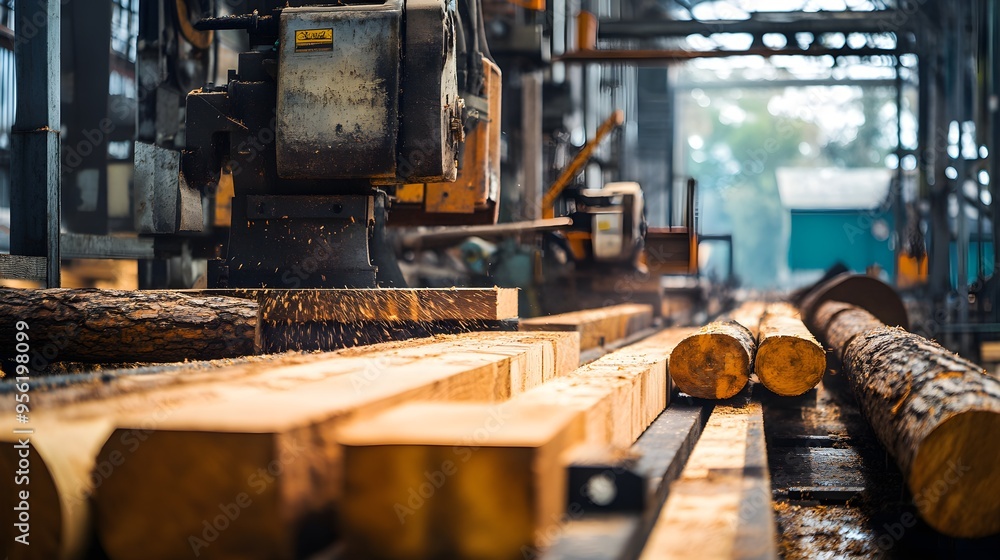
[[136, 0, 501, 289]]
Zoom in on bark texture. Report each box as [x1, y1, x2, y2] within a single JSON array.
[[839, 325, 1000, 537], [727, 301, 768, 338], [669, 320, 755, 399], [816, 302, 885, 362], [0, 288, 259, 364]]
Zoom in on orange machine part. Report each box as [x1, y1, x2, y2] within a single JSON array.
[[897, 253, 928, 289], [508, 0, 546, 11], [393, 58, 501, 225]]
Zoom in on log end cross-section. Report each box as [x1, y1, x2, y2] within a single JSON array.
[[669, 321, 755, 400]]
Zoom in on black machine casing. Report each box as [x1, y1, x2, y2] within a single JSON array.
[[181, 0, 462, 288]]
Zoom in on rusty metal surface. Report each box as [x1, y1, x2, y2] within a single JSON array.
[[276, 3, 402, 180], [424, 58, 501, 214], [645, 227, 695, 276], [398, 0, 461, 183], [800, 273, 910, 331]]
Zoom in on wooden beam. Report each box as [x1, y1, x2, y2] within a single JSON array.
[[0, 288, 259, 363], [340, 402, 585, 560], [0, 332, 577, 560], [639, 401, 778, 560], [540, 402, 709, 560], [520, 304, 655, 351], [188, 287, 519, 323], [337, 327, 693, 559], [88, 332, 578, 560]]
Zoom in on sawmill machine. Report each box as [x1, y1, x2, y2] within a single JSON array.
[[559, 181, 648, 270], [140, 0, 501, 289]]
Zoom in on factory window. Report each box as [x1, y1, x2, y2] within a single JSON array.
[[112, 0, 139, 63], [0, 0, 13, 211]]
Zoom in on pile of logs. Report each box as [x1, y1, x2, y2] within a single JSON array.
[[666, 277, 1000, 541], [669, 302, 827, 399]]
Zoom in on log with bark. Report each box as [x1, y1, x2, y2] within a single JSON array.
[[727, 301, 768, 338], [812, 301, 884, 362], [820, 303, 1000, 537], [669, 321, 755, 399], [754, 303, 826, 396], [0, 288, 259, 364]]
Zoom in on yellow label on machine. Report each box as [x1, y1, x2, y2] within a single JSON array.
[[295, 29, 333, 52]]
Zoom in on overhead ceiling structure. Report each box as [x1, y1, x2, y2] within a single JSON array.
[[561, 0, 1000, 351]]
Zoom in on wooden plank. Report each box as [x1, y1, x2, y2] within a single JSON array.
[[87, 332, 578, 560], [541, 403, 709, 560], [0, 332, 577, 560], [508, 327, 692, 448], [520, 304, 654, 350], [337, 327, 693, 559], [639, 401, 778, 560], [340, 402, 585, 560], [186, 287, 519, 323]]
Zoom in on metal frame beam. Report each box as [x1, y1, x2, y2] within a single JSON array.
[[556, 46, 906, 64], [597, 10, 914, 39], [10, 0, 60, 287]]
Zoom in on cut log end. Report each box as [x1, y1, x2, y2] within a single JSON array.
[[669, 321, 754, 400], [909, 409, 1000, 538], [755, 335, 826, 397]]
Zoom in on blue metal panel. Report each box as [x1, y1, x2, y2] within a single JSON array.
[[949, 241, 996, 288], [788, 210, 895, 279]]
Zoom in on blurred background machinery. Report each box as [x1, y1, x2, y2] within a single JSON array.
[[2, 0, 1000, 357]]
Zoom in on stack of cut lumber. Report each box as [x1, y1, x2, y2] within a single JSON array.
[[337, 326, 693, 559], [519, 303, 654, 351], [0, 329, 580, 560], [1, 301, 684, 560]]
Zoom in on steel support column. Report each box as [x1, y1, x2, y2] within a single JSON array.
[[62, 0, 112, 234], [10, 0, 60, 287]]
